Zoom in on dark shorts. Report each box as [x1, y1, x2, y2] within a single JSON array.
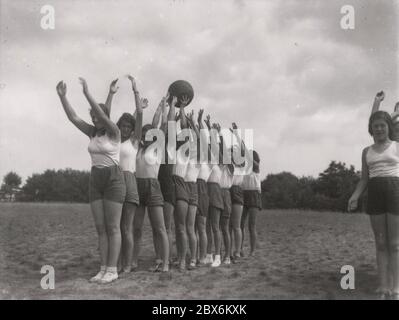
[[230, 185, 244, 205], [123, 171, 139, 205], [173, 175, 189, 203], [207, 182, 224, 210], [244, 190, 262, 209], [136, 178, 164, 207], [186, 181, 198, 207], [158, 164, 176, 205], [197, 179, 209, 218], [89, 165, 126, 203], [367, 177, 399, 215], [221, 188, 232, 219]]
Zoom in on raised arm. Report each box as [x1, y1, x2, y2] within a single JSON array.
[[179, 95, 190, 129], [160, 94, 170, 133], [104, 78, 119, 115], [79, 77, 119, 139], [230, 122, 259, 167], [348, 147, 369, 212], [127, 75, 143, 143], [56, 81, 94, 137], [371, 91, 385, 115], [152, 99, 164, 129]]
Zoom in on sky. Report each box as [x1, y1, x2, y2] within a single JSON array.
[[0, 0, 398, 183]]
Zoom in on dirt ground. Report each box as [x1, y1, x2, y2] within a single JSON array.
[[0, 202, 378, 299]]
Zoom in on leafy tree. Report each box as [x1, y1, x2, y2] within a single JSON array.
[[1, 171, 22, 197]]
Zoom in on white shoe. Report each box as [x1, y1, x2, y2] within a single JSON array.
[[222, 257, 231, 265], [204, 254, 214, 264], [89, 270, 105, 283], [211, 255, 221, 267], [98, 271, 118, 284]]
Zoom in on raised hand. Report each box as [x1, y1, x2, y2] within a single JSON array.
[[204, 114, 211, 128], [141, 98, 149, 109], [375, 91, 385, 103], [56, 81, 67, 97], [109, 79, 119, 94], [127, 74, 138, 93], [78, 77, 88, 93], [198, 108, 204, 123], [180, 95, 190, 108]]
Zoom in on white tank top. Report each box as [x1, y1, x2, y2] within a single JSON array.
[[135, 147, 161, 179], [119, 139, 138, 173], [88, 134, 120, 167], [198, 163, 213, 181], [232, 166, 245, 186], [220, 166, 233, 189], [367, 142, 399, 178], [208, 165, 222, 184], [173, 149, 189, 178], [243, 172, 261, 191]]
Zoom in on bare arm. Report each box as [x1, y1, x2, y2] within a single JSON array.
[[371, 91, 384, 115], [230, 122, 259, 167], [79, 77, 120, 139], [104, 78, 119, 115], [348, 147, 369, 212], [179, 95, 190, 129], [56, 81, 94, 137], [127, 75, 143, 143]]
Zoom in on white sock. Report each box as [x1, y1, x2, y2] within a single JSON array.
[[107, 267, 117, 274], [100, 266, 107, 272], [214, 254, 221, 261]]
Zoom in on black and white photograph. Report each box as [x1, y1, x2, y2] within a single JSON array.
[[0, 0, 398, 302]]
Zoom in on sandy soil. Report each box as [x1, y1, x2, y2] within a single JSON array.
[[0, 203, 378, 299]]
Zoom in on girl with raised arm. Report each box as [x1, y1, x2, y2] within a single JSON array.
[[104, 75, 144, 274], [229, 123, 245, 263], [195, 110, 213, 266], [56, 78, 126, 284], [171, 96, 191, 271], [231, 123, 261, 257], [132, 97, 170, 272], [348, 111, 399, 300], [184, 110, 203, 269]]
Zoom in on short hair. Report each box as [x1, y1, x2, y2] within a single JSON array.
[[368, 111, 393, 140], [116, 112, 136, 130]]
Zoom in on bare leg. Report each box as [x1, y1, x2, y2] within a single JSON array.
[[186, 204, 197, 266], [370, 214, 390, 293], [90, 200, 107, 267], [103, 200, 123, 268], [210, 207, 222, 255], [148, 206, 169, 272], [120, 202, 137, 271], [206, 213, 213, 255], [248, 208, 258, 255], [163, 201, 174, 260], [231, 204, 243, 258], [240, 208, 248, 256], [220, 216, 231, 261], [132, 205, 145, 268], [196, 214, 207, 262], [387, 213, 399, 294], [175, 200, 189, 268]]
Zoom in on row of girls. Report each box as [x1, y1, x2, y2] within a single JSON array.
[[56, 76, 261, 284]]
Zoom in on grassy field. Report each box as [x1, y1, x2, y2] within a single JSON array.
[[0, 202, 378, 299]]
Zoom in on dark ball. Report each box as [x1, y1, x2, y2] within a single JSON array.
[[167, 80, 194, 108]]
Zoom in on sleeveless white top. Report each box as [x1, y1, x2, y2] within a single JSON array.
[[367, 142, 399, 178], [208, 165, 223, 184], [119, 139, 138, 173], [173, 147, 189, 178], [243, 172, 261, 191], [232, 166, 245, 186], [136, 147, 161, 179], [88, 134, 120, 167], [220, 166, 234, 189], [198, 163, 213, 181]]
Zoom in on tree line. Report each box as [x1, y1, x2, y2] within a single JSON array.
[[1, 161, 361, 212]]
